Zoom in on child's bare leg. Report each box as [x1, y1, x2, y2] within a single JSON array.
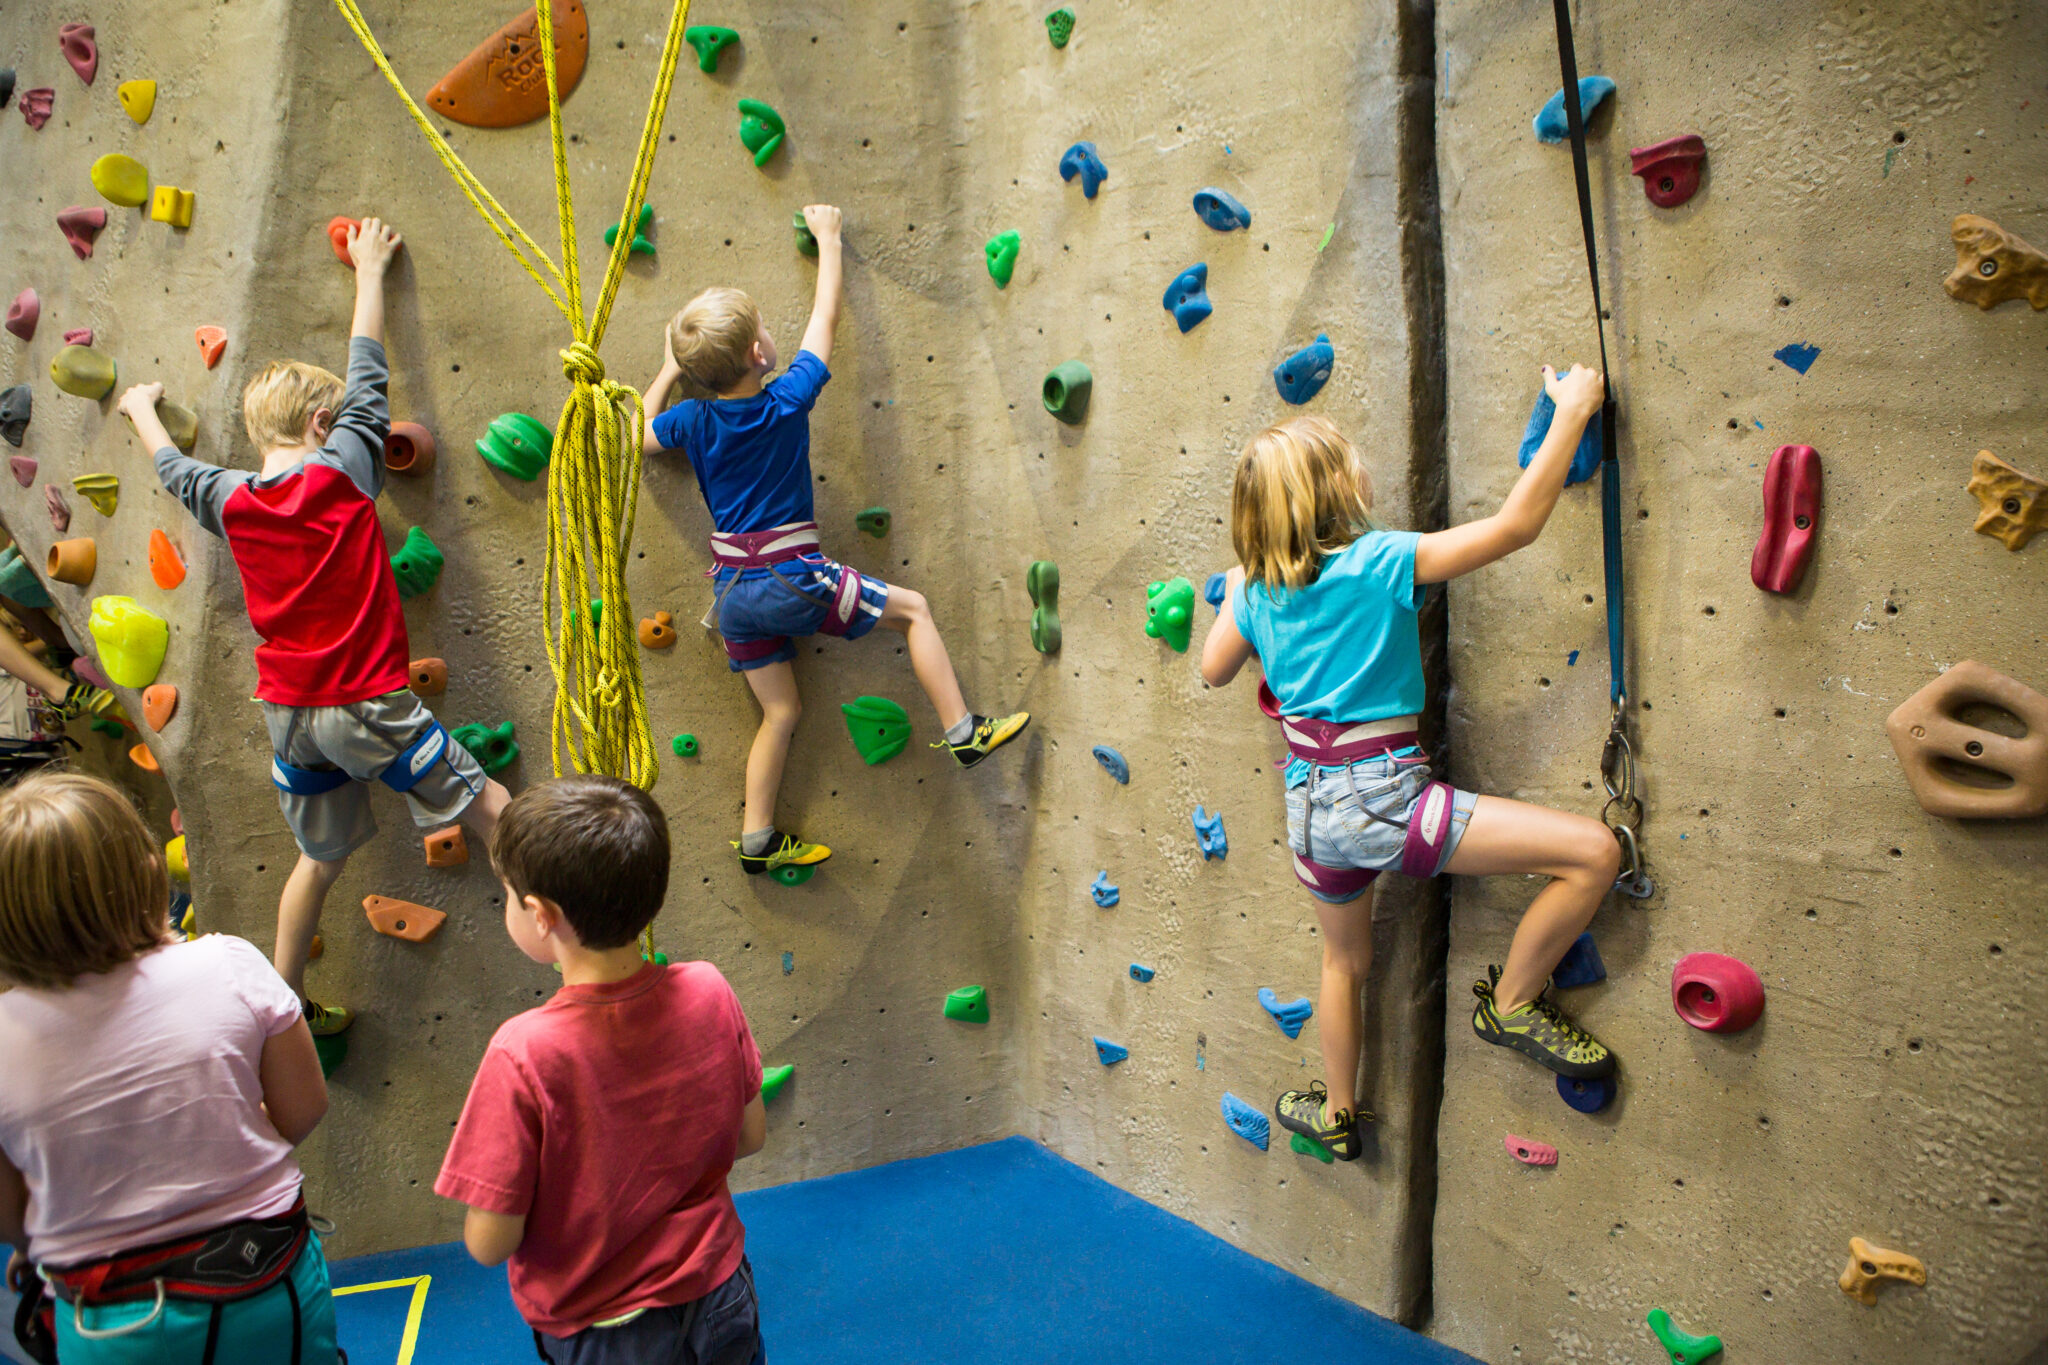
[[1442, 795, 1621, 1012], [1311, 890, 1375, 1117], [277, 853, 345, 998], [741, 661, 801, 833], [878, 588, 967, 731]]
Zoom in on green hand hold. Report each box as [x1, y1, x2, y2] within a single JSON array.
[[985, 229, 1021, 288], [793, 210, 819, 258], [943, 985, 989, 1022], [1044, 7, 1075, 47], [855, 506, 890, 538], [604, 202, 655, 256], [313, 1031, 349, 1079], [451, 720, 519, 776], [760, 1063, 794, 1101], [738, 98, 785, 168], [684, 25, 740, 73], [841, 695, 911, 765], [1027, 560, 1061, 653], [1290, 1132, 1336, 1164], [390, 526, 445, 599], [1042, 360, 1091, 424], [476, 412, 553, 481], [1144, 576, 1195, 653], [1646, 1309, 1722, 1365], [672, 733, 698, 757], [89, 717, 125, 738]]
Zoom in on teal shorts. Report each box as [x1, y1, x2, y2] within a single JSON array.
[[54, 1232, 338, 1365]]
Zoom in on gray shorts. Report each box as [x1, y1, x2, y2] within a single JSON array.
[[262, 691, 487, 862], [1283, 751, 1478, 903]]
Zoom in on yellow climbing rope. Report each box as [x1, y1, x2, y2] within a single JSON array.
[[329, 0, 692, 790]]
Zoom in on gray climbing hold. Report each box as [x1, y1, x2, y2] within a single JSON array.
[[1257, 987, 1314, 1039], [0, 385, 29, 447]]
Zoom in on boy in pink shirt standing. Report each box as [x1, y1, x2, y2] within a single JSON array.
[[437, 776, 767, 1365]]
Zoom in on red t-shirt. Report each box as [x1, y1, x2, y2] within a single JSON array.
[[435, 961, 762, 1336]]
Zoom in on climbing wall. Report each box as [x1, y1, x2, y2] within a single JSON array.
[[1430, 2, 2048, 1361]]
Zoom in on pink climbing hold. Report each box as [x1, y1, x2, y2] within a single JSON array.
[[9, 457, 36, 489], [45, 485, 70, 533], [20, 88, 54, 129], [62, 328, 93, 347], [1671, 952, 1766, 1034], [58, 23, 97, 85], [57, 205, 107, 260], [5, 289, 38, 342], [1504, 1134, 1558, 1166]]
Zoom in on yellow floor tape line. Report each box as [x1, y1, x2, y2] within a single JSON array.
[[332, 1274, 432, 1365]]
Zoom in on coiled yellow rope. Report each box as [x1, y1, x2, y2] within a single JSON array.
[[329, 0, 691, 790]]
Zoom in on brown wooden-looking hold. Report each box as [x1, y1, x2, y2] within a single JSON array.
[[409, 657, 448, 696], [425, 826, 469, 868], [1884, 660, 2048, 820], [426, 1, 589, 130], [363, 894, 447, 943], [1838, 1236, 1926, 1306], [308, 933, 323, 961], [1945, 214, 2048, 311], [46, 537, 94, 586], [1967, 449, 2048, 551], [385, 422, 436, 477], [638, 610, 676, 649], [143, 684, 178, 731]]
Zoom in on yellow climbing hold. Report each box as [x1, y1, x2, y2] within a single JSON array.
[[149, 185, 195, 228], [50, 345, 116, 401], [158, 399, 198, 453], [88, 596, 170, 688], [165, 834, 188, 881], [118, 79, 156, 124], [90, 153, 150, 208], [72, 473, 118, 516]]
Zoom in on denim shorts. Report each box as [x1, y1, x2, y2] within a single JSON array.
[[712, 556, 889, 672], [1283, 752, 1478, 903], [534, 1257, 764, 1365]]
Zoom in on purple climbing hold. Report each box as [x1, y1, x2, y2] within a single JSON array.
[[1774, 342, 1820, 375], [20, 87, 54, 130]]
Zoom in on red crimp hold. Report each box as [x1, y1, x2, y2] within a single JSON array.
[[1629, 134, 1706, 209], [57, 205, 108, 260], [1504, 1133, 1558, 1166], [1751, 444, 1821, 594]]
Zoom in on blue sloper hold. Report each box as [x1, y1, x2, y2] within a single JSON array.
[[1534, 75, 1616, 143], [1221, 1092, 1270, 1150], [1558, 1073, 1616, 1113], [1191, 187, 1250, 231], [1551, 931, 1607, 989], [1273, 333, 1335, 405], [1091, 871, 1120, 907], [1257, 987, 1314, 1039], [1774, 342, 1820, 374], [1203, 571, 1228, 611], [1129, 963, 1155, 982], [1518, 368, 1603, 487], [1058, 141, 1108, 199], [1192, 805, 1227, 860], [1091, 744, 1129, 784], [1162, 263, 1212, 333], [1094, 1036, 1129, 1066]]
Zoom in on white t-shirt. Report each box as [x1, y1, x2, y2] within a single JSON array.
[[0, 934, 306, 1265]]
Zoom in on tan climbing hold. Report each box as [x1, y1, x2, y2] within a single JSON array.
[[408, 657, 447, 696], [195, 326, 227, 370], [1885, 661, 2048, 820], [149, 186, 194, 229], [90, 153, 150, 208], [1838, 1236, 1926, 1305], [50, 345, 116, 401], [118, 79, 155, 124], [143, 684, 177, 731], [1946, 214, 2048, 311], [363, 894, 447, 943], [424, 826, 469, 868], [72, 474, 118, 517], [158, 400, 198, 453], [638, 610, 677, 649], [1967, 449, 2047, 552], [46, 538, 95, 587], [426, 0, 589, 129], [128, 743, 159, 772]]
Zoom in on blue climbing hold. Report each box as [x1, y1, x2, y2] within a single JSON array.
[[1552, 931, 1607, 990], [1058, 141, 1109, 199], [1093, 1036, 1129, 1066], [1191, 187, 1250, 232], [1090, 871, 1120, 908], [1192, 805, 1228, 860], [781, 951, 794, 976], [1774, 342, 1820, 375], [1518, 367, 1603, 487], [1221, 1092, 1270, 1150], [1203, 571, 1227, 611], [1162, 263, 1212, 333], [1091, 744, 1129, 784], [1273, 333, 1335, 405], [1533, 75, 1616, 144], [0, 546, 52, 609], [1558, 1073, 1617, 1114], [1257, 987, 1314, 1040], [1129, 963, 1155, 982]]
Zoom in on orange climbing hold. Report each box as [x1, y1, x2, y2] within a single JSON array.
[[1839, 1237, 1926, 1305], [128, 743, 159, 772], [363, 894, 447, 943], [385, 422, 435, 476], [149, 529, 186, 590], [424, 826, 469, 868], [426, 1, 589, 129], [638, 611, 677, 649], [143, 684, 177, 731], [408, 657, 448, 696], [195, 326, 227, 369], [47, 538, 95, 587]]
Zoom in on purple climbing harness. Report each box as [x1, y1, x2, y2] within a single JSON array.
[[705, 520, 872, 647]]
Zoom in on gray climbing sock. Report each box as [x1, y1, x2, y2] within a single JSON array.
[[944, 714, 976, 745], [741, 827, 774, 856]]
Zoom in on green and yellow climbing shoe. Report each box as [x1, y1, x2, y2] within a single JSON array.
[[1471, 964, 1614, 1080], [735, 829, 833, 878], [53, 676, 113, 721], [1274, 1080, 1366, 1161], [939, 711, 1031, 769], [302, 997, 354, 1037]]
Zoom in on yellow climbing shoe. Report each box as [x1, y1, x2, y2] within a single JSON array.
[[734, 830, 832, 877], [302, 998, 354, 1037], [938, 711, 1031, 769]]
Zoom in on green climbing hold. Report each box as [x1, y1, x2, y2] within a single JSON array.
[[50, 345, 117, 401], [672, 733, 698, 757], [313, 1030, 348, 1078], [761, 1063, 794, 1101], [568, 598, 605, 634], [985, 229, 1021, 288], [943, 985, 989, 1023], [604, 202, 655, 256], [0, 547, 51, 609], [651, 950, 670, 966], [684, 24, 740, 73], [1045, 7, 1075, 47], [1646, 1309, 1722, 1365], [157, 400, 198, 454], [793, 210, 818, 258], [390, 526, 445, 599], [1042, 360, 1091, 424], [1144, 576, 1195, 653], [841, 695, 911, 766], [737, 98, 785, 168], [89, 717, 125, 738], [1290, 1132, 1336, 1164], [452, 720, 519, 776], [855, 507, 890, 538], [90, 152, 150, 208], [771, 864, 814, 887], [476, 412, 552, 481], [1027, 560, 1061, 653]]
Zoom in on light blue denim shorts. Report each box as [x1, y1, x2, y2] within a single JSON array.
[[1283, 751, 1478, 903]]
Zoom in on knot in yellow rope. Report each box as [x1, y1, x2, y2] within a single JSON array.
[[560, 341, 607, 387]]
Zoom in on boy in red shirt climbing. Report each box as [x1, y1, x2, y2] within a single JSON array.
[[120, 216, 509, 1037]]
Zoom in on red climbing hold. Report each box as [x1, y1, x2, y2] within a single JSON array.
[[5, 290, 38, 342], [1629, 135, 1705, 209], [425, 1, 590, 129], [9, 457, 36, 489], [58, 205, 107, 260], [20, 88, 54, 130], [195, 326, 227, 369], [327, 217, 357, 264], [1751, 444, 1821, 595], [58, 23, 97, 85], [1504, 1133, 1558, 1166], [384, 422, 436, 476], [1670, 952, 1765, 1033], [62, 328, 92, 347], [149, 529, 186, 590]]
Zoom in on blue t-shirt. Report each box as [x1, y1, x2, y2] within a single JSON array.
[[650, 350, 830, 534]]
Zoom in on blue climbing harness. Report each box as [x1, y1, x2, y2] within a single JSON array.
[[269, 722, 452, 797]]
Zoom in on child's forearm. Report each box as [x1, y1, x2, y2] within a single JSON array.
[[798, 237, 843, 362], [351, 274, 385, 345], [642, 360, 681, 419], [128, 407, 176, 456], [1496, 408, 1593, 544]]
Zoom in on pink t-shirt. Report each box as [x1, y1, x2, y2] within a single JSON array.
[[436, 960, 763, 1336], [0, 935, 306, 1265]]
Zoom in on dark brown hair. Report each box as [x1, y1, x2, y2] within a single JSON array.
[[489, 776, 669, 950]]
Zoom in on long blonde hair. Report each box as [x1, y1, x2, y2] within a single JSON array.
[[0, 771, 169, 989], [1230, 415, 1376, 590]]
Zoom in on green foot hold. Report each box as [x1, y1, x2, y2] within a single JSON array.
[[476, 412, 552, 481], [1027, 560, 1061, 653], [685, 24, 739, 73], [1646, 1309, 1722, 1365], [738, 98, 785, 167], [944, 985, 989, 1022], [89, 717, 124, 738], [855, 506, 891, 538], [1045, 7, 1075, 47], [604, 202, 655, 256], [452, 720, 519, 776], [391, 526, 445, 599], [672, 733, 698, 757], [771, 863, 815, 887], [761, 1062, 794, 1101], [793, 210, 818, 258], [1145, 576, 1195, 652], [841, 695, 911, 765], [313, 1031, 349, 1079], [1042, 360, 1091, 424], [1290, 1132, 1336, 1164], [985, 229, 1021, 288]]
